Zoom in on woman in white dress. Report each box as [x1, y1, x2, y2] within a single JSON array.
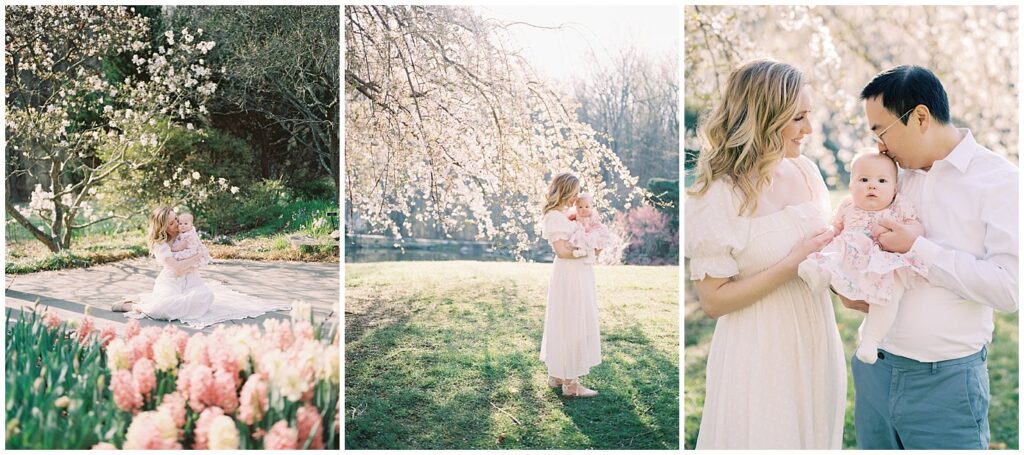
[[685, 59, 847, 448], [115, 205, 289, 329], [540, 173, 601, 397]]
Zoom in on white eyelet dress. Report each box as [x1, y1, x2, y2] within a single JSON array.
[[539, 209, 602, 380], [686, 156, 847, 449]]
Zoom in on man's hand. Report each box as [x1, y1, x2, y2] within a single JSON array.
[[835, 291, 869, 314], [875, 218, 924, 254]]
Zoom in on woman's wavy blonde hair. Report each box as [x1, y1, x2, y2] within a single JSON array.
[[146, 205, 176, 249], [542, 173, 580, 215], [689, 59, 805, 216]]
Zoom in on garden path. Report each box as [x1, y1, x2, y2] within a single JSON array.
[[5, 258, 339, 335]]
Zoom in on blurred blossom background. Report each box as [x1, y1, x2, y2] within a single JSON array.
[[684, 5, 1018, 189]]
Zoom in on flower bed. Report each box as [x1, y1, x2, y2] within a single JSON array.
[[5, 305, 339, 449]]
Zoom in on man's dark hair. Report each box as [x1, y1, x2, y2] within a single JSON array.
[[859, 65, 950, 125]]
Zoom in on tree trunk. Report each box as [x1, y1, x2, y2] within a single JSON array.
[[5, 199, 61, 252]]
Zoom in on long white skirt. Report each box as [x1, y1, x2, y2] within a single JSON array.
[[540, 257, 601, 379], [128, 270, 290, 329], [696, 278, 846, 449]]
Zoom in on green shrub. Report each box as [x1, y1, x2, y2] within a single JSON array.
[[95, 118, 259, 227], [285, 168, 337, 201]]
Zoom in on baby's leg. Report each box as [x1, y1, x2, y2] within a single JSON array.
[[856, 288, 904, 364]]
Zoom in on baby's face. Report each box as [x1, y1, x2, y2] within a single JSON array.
[[575, 198, 593, 217], [849, 155, 897, 211], [177, 214, 195, 232]]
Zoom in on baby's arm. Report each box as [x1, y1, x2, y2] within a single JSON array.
[[170, 237, 187, 252], [172, 234, 201, 259], [832, 197, 853, 234]]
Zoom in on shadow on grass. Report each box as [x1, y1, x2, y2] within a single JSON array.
[[345, 277, 679, 449], [566, 324, 679, 449]]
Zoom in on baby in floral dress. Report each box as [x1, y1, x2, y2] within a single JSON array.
[[799, 153, 927, 364], [171, 212, 211, 268], [567, 193, 613, 264]]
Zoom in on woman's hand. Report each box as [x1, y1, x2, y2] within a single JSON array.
[[551, 239, 579, 259], [783, 228, 835, 269], [164, 251, 201, 275]]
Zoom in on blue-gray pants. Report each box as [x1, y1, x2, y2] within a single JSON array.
[[851, 347, 990, 449]]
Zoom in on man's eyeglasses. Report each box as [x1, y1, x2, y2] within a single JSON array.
[[872, 107, 915, 145]]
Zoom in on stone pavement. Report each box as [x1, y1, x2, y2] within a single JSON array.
[[5, 258, 339, 335]]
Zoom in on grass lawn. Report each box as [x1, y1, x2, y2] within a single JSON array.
[[345, 261, 679, 449], [5, 198, 339, 274], [684, 260, 1019, 449]]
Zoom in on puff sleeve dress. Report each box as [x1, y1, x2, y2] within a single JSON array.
[[686, 156, 846, 449], [539, 208, 602, 379]]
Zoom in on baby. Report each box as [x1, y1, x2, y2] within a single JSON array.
[[798, 152, 927, 364], [567, 193, 613, 263], [172, 212, 212, 268]]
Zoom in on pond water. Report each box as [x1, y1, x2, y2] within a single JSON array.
[[345, 246, 550, 263]]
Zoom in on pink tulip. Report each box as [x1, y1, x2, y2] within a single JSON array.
[[77, 316, 96, 343], [125, 318, 140, 339], [98, 325, 117, 348], [157, 391, 187, 429], [212, 369, 238, 413], [263, 420, 298, 450], [296, 403, 325, 449], [111, 370, 142, 413], [42, 310, 60, 329], [192, 406, 225, 449], [238, 373, 269, 425], [123, 410, 181, 449], [132, 357, 157, 398]]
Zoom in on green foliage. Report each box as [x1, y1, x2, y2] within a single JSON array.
[[5, 308, 128, 449], [96, 118, 258, 226], [237, 196, 337, 238], [286, 168, 338, 201], [5, 226, 148, 275]]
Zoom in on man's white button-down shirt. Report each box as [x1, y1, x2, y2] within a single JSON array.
[[881, 129, 1019, 362]]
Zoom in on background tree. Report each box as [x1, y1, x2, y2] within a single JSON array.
[[574, 47, 679, 186], [684, 5, 1018, 188], [345, 5, 643, 259], [5, 6, 217, 252], [164, 6, 340, 193]]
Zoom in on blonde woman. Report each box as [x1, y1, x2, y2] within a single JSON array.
[[540, 173, 601, 397], [685, 60, 846, 448], [115, 205, 289, 329]]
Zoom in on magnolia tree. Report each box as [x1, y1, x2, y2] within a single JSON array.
[[5, 6, 217, 252], [684, 5, 1019, 187], [345, 5, 643, 259]]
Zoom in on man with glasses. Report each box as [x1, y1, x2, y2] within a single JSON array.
[[834, 65, 1018, 449]]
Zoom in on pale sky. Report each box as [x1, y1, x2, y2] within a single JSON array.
[[475, 5, 679, 84]]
